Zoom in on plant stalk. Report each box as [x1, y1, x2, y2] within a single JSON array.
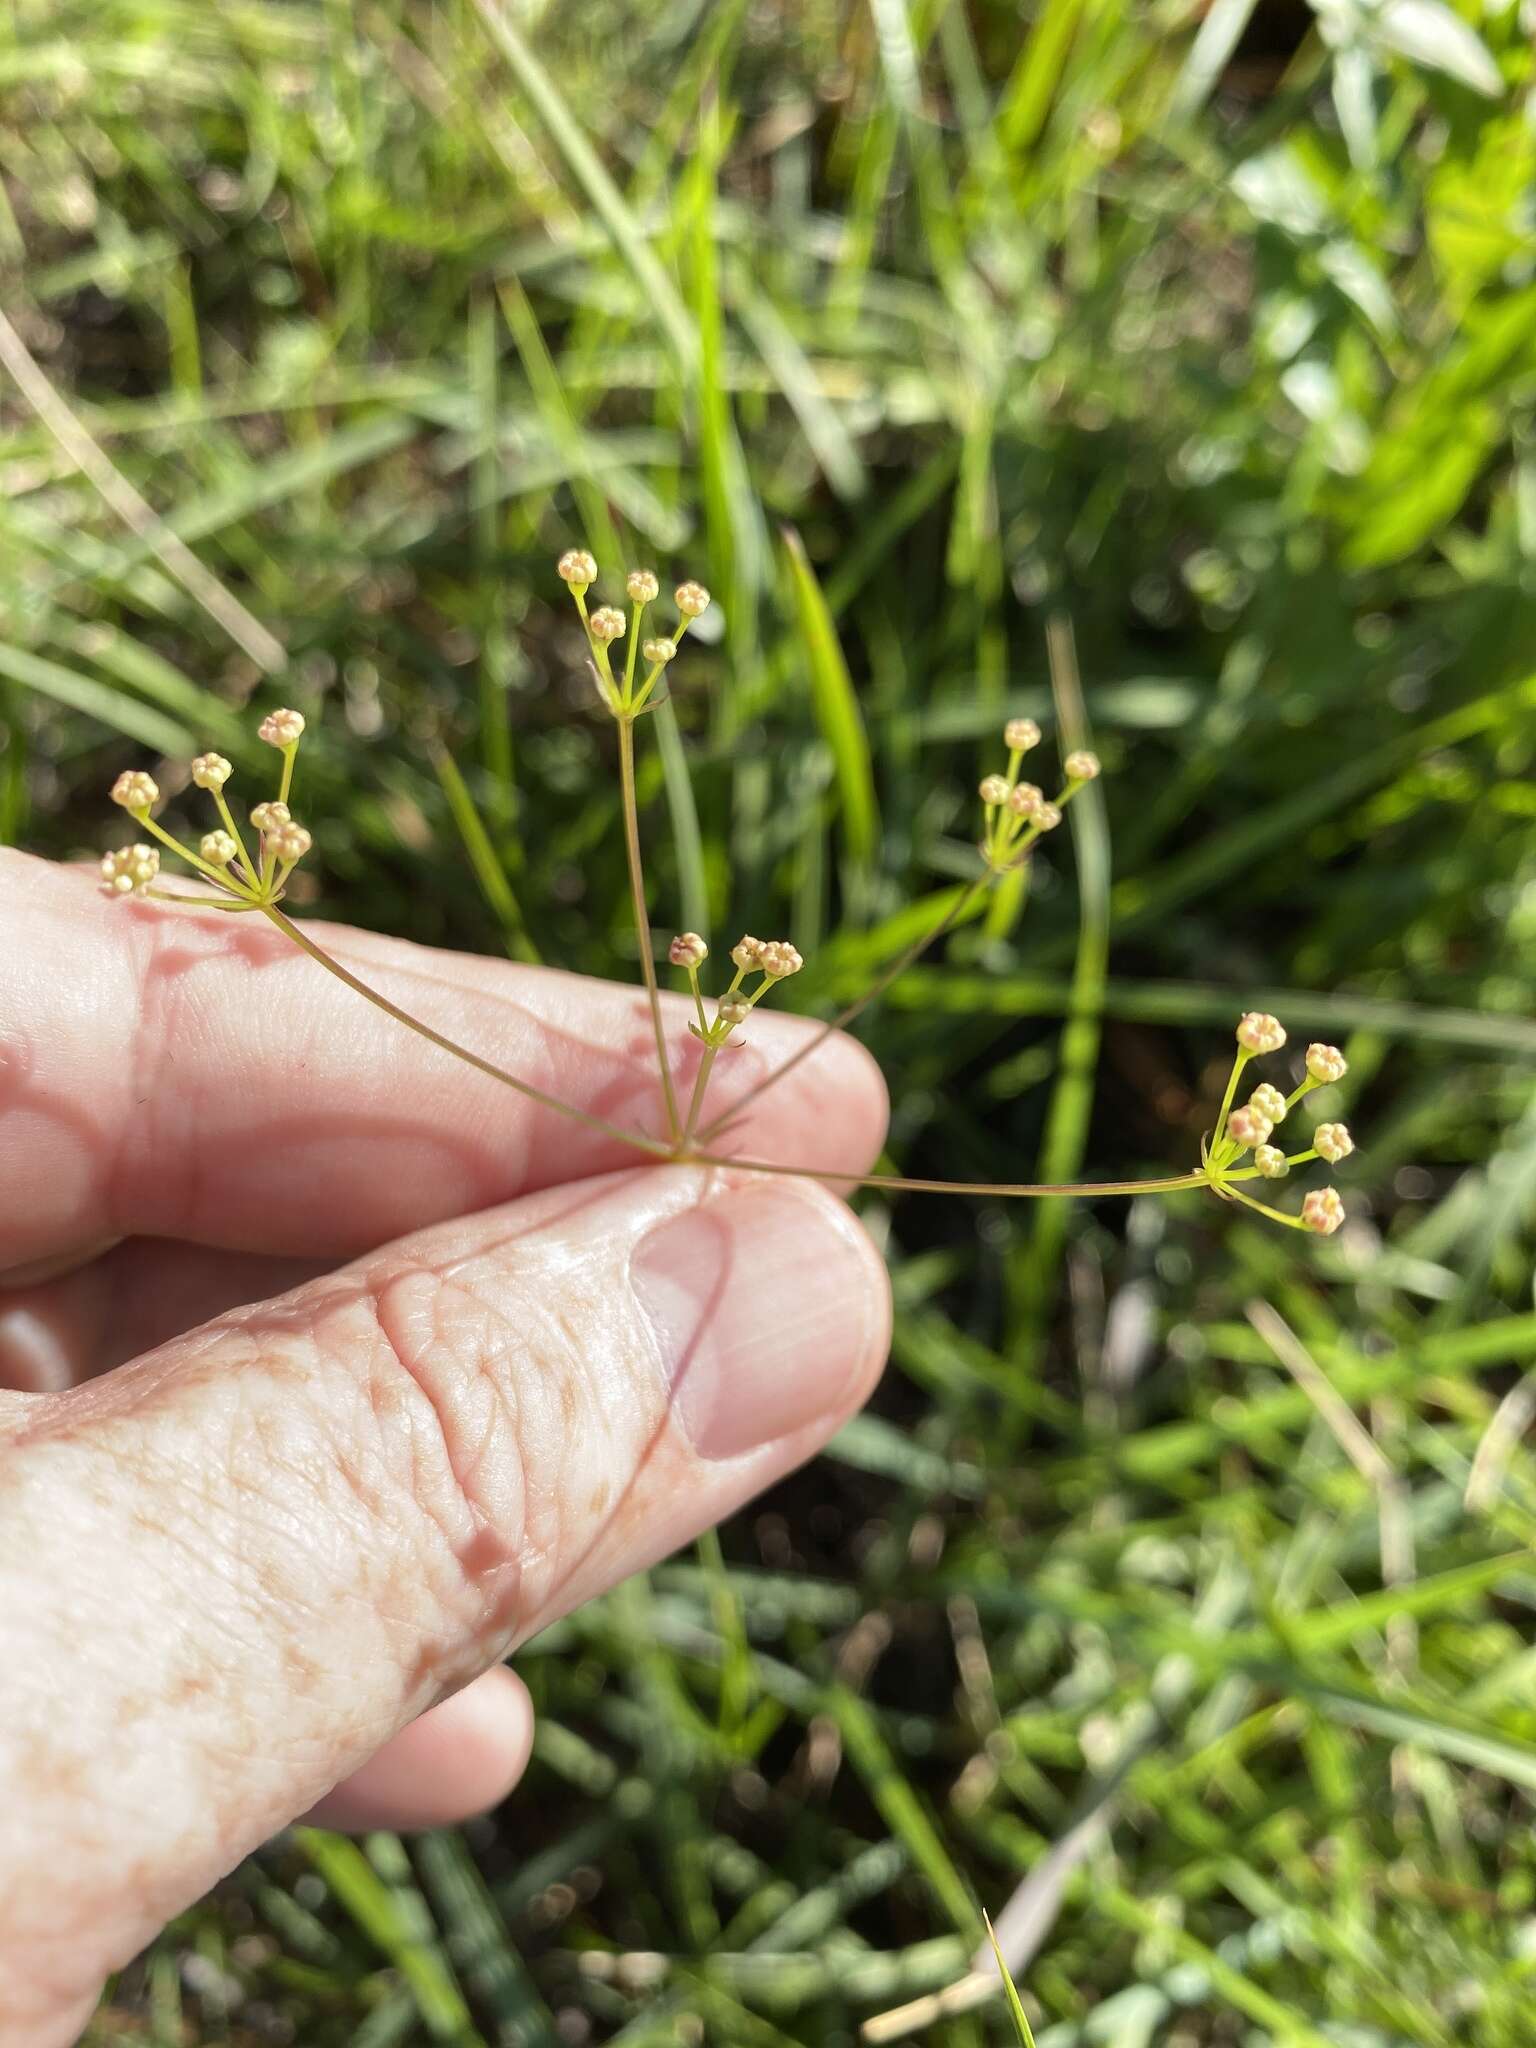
[[617, 713, 682, 1143], [258, 903, 673, 1156], [695, 871, 990, 1142], [256, 910, 1244, 1211], [681, 1042, 720, 1150]]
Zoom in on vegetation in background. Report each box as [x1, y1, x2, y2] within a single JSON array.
[[4, 0, 1536, 2040]]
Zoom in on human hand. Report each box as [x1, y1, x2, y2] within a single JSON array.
[[0, 851, 890, 2046]]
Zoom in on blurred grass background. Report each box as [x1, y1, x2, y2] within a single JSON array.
[[6, 0, 1536, 2040]]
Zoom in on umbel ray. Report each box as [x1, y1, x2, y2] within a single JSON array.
[[100, 554, 1357, 1236]]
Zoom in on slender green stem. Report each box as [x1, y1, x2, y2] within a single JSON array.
[[145, 887, 252, 910], [255, 907, 1215, 1206], [616, 714, 681, 1142], [682, 1154, 1210, 1200], [622, 602, 644, 706], [1210, 1048, 1250, 1164], [694, 871, 991, 1144], [686, 963, 711, 1038], [681, 1042, 720, 1149], [137, 811, 249, 893], [258, 902, 674, 1155], [630, 660, 668, 713], [277, 742, 297, 808], [212, 785, 256, 881], [183, 901, 1239, 1210], [1224, 1182, 1309, 1230]]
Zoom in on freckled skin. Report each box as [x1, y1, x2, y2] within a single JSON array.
[[0, 853, 892, 2045], [0, 1168, 889, 2038]]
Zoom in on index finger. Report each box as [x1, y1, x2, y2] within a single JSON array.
[[0, 852, 888, 1269]]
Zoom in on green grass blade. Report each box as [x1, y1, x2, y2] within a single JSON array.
[[0, 640, 193, 755], [827, 1689, 978, 1939], [782, 524, 879, 884], [430, 742, 540, 963], [982, 1915, 1037, 2046], [1013, 614, 1109, 1319], [414, 1829, 558, 2046], [995, 0, 1091, 154], [467, 0, 698, 373], [294, 1829, 482, 2044]]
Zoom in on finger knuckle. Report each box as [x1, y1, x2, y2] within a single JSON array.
[[355, 1259, 607, 1648]]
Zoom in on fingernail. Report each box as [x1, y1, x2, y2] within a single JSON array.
[[631, 1183, 883, 1460]]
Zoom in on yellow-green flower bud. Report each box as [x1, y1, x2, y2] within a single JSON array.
[[558, 549, 598, 589]]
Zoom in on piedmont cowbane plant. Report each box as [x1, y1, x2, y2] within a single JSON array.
[[99, 554, 1357, 1235]]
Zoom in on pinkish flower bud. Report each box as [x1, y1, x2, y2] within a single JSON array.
[[1236, 1012, 1286, 1055], [717, 997, 749, 1029], [588, 606, 626, 644], [268, 821, 312, 864], [643, 637, 677, 665], [1007, 782, 1043, 817], [1004, 718, 1041, 752], [1248, 1083, 1287, 1124], [1305, 1043, 1348, 1084], [979, 775, 1010, 807], [199, 830, 238, 867], [1253, 1145, 1289, 1180], [1033, 801, 1062, 831], [558, 549, 598, 589], [675, 581, 711, 618], [759, 940, 803, 979], [1063, 750, 1100, 782], [731, 936, 766, 971], [190, 753, 232, 790], [1302, 1187, 1345, 1235], [250, 800, 291, 833], [110, 769, 159, 813], [1227, 1106, 1273, 1150], [258, 707, 306, 748], [669, 932, 708, 970], [1314, 1122, 1354, 1164], [626, 570, 660, 604], [98, 843, 159, 896]]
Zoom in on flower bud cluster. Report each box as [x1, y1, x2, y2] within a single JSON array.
[[99, 843, 159, 896], [1302, 1188, 1345, 1235], [1208, 1014, 1360, 1235], [977, 722, 1103, 870], [672, 930, 805, 1049], [110, 770, 160, 815], [268, 821, 313, 865], [1236, 1012, 1286, 1055], [558, 549, 598, 590], [1226, 1105, 1272, 1150], [1306, 1043, 1348, 1084], [556, 553, 711, 717], [258, 708, 306, 748], [104, 705, 314, 914]]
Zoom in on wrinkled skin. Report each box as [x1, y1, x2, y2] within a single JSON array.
[[0, 852, 891, 2046]]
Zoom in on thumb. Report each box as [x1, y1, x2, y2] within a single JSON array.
[[0, 1166, 889, 2042]]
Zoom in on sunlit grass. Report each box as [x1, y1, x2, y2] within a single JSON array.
[[8, 0, 1536, 2041]]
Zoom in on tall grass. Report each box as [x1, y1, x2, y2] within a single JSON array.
[[5, 0, 1536, 2040]]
